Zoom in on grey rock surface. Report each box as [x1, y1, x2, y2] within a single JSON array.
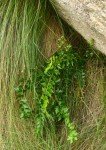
[[51, 0, 106, 55]]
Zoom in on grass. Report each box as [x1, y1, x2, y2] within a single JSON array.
[[0, 0, 46, 149], [0, 0, 106, 149], [71, 58, 106, 150]]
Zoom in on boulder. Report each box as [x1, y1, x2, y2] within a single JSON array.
[[51, 0, 106, 55]]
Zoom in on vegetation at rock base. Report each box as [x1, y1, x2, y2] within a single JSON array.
[[0, 0, 106, 149]]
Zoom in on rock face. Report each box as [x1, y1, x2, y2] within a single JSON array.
[[51, 0, 106, 55]]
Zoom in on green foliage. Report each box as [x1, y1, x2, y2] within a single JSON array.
[[19, 99, 32, 118], [15, 79, 32, 118], [15, 35, 94, 143], [15, 36, 93, 143], [35, 36, 81, 143]]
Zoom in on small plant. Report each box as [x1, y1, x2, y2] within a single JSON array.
[[35, 36, 79, 143], [15, 36, 88, 143], [15, 78, 32, 118]]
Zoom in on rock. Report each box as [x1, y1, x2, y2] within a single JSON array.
[[51, 0, 106, 55]]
